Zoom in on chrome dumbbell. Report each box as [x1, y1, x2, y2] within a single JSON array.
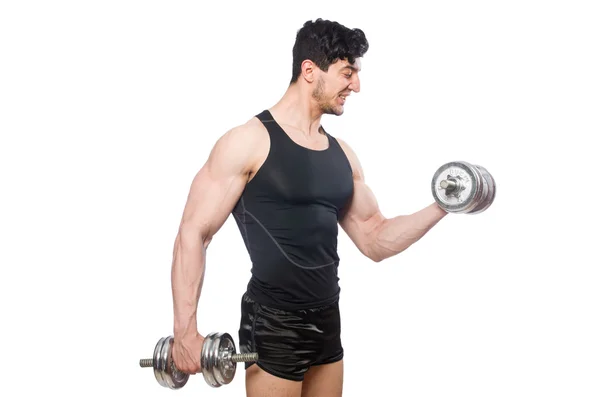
[[432, 161, 496, 214], [139, 332, 258, 389]]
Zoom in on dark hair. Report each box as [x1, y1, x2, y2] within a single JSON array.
[[290, 18, 369, 84]]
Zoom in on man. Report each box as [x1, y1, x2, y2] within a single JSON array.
[[170, 18, 447, 396]]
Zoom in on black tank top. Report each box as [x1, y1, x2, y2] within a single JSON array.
[[231, 110, 354, 310]]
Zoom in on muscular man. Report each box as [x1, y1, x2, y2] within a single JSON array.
[[170, 19, 447, 396]]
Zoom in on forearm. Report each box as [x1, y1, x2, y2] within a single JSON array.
[[171, 226, 208, 339], [369, 202, 447, 262]]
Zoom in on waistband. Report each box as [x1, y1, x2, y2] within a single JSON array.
[[242, 291, 339, 314]]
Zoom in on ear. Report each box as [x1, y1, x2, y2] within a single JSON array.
[[301, 59, 316, 83]]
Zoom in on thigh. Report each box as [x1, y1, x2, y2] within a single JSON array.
[[246, 364, 303, 397], [301, 360, 344, 397]]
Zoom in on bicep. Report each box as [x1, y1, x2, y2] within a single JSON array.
[[335, 137, 387, 256], [339, 178, 385, 254]]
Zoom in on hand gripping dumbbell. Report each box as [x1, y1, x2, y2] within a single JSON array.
[[431, 161, 496, 214], [139, 332, 258, 389]]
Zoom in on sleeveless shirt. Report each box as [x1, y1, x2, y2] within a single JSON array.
[[231, 110, 354, 310]]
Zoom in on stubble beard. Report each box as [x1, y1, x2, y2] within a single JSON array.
[[312, 77, 343, 116]]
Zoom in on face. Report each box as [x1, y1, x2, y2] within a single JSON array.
[[311, 58, 361, 116]]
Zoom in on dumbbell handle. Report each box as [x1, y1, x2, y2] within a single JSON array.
[[440, 179, 457, 191], [139, 352, 258, 368]]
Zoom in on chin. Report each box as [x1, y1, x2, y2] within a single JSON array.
[[322, 104, 344, 116]]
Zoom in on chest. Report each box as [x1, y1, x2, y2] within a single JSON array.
[[256, 150, 354, 210]]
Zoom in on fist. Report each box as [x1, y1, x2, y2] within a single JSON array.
[[171, 333, 205, 374]]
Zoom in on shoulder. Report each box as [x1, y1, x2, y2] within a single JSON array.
[[208, 115, 269, 175], [334, 136, 364, 180], [218, 116, 268, 148]]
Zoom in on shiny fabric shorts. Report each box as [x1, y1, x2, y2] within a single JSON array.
[[238, 293, 344, 381]]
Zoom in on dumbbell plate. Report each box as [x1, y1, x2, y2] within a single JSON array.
[[152, 337, 167, 386], [432, 161, 482, 214], [153, 336, 189, 389], [469, 165, 496, 214], [201, 332, 237, 387]]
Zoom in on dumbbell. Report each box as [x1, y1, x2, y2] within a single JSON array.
[[432, 161, 496, 214], [139, 332, 258, 389]]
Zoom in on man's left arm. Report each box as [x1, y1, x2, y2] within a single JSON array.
[[337, 138, 448, 263]]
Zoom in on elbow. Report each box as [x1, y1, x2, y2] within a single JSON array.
[[178, 222, 212, 250], [367, 247, 408, 263], [363, 241, 387, 263], [362, 219, 393, 263], [366, 249, 391, 263], [363, 233, 410, 263]]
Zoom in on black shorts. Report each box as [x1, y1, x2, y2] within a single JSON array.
[[238, 293, 344, 381]]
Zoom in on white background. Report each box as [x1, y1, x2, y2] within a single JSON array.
[[1, 1, 599, 396]]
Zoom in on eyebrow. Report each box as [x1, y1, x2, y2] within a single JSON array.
[[341, 65, 360, 72]]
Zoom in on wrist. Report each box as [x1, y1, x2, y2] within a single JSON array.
[[174, 321, 198, 340]]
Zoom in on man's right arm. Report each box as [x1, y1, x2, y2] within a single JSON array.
[[170, 123, 261, 373]]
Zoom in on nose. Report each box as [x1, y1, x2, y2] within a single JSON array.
[[349, 73, 361, 93]]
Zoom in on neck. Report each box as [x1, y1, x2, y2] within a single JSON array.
[[269, 82, 324, 137]]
